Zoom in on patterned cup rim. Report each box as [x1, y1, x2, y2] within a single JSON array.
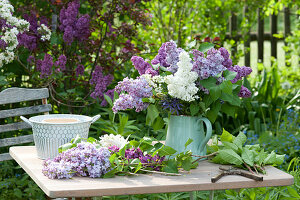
[[28, 114, 93, 125]]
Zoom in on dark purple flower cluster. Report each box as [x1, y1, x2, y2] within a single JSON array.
[[75, 64, 85, 76], [59, 0, 90, 45], [227, 65, 252, 84], [36, 54, 53, 78], [151, 41, 181, 73], [17, 13, 49, 51], [0, 38, 6, 49], [108, 146, 165, 171], [55, 54, 67, 71], [131, 56, 158, 76], [42, 142, 111, 179], [90, 66, 113, 100], [160, 97, 183, 115], [238, 85, 251, 98]]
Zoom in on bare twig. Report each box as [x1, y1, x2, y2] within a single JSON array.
[[192, 152, 218, 164], [243, 163, 254, 174]]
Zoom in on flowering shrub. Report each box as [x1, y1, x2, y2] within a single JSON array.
[[1, 0, 153, 113], [112, 41, 252, 123]]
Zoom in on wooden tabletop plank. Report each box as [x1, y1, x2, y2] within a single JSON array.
[[9, 146, 294, 198]]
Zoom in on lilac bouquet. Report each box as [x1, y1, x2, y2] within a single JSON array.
[[112, 41, 252, 123]]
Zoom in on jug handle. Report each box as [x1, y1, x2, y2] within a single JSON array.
[[197, 117, 212, 152]]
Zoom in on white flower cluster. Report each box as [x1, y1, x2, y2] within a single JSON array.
[[38, 24, 51, 41], [0, 0, 29, 67], [164, 51, 199, 102], [99, 134, 128, 149], [142, 74, 165, 94]]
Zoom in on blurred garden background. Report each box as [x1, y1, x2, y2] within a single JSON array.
[[0, 0, 299, 199]]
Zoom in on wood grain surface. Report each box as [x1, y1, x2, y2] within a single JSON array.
[[10, 146, 294, 198]]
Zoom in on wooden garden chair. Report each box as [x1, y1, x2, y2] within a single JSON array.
[[0, 87, 52, 161]]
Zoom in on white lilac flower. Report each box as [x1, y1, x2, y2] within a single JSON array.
[[165, 51, 199, 102], [99, 134, 128, 149], [38, 24, 52, 41], [0, 0, 29, 67]]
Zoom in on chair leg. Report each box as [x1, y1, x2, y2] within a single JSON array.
[[209, 191, 214, 200]]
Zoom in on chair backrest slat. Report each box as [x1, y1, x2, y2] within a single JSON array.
[[0, 135, 33, 148], [0, 87, 51, 161], [0, 88, 49, 105], [0, 122, 31, 133], [0, 104, 52, 119], [0, 153, 12, 162]]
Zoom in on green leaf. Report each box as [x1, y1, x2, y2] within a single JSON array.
[[185, 138, 193, 149], [287, 186, 300, 198], [221, 103, 236, 117], [190, 103, 200, 116], [241, 148, 254, 167], [263, 151, 276, 165], [199, 77, 217, 89], [152, 116, 165, 131], [103, 167, 117, 178], [233, 132, 247, 148], [221, 92, 241, 106], [218, 149, 243, 165], [209, 86, 222, 102], [206, 101, 221, 123], [72, 135, 82, 144], [129, 140, 140, 147], [211, 154, 227, 164], [220, 128, 234, 142], [274, 154, 285, 165], [182, 156, 193, 171], [222, 141, 238, 152], [220, 80, 233, 94], [58, 143, 74, 153], [104, 94, 113, 107], [162, 159, 178, 173], [146, 104, 159, 126], [223, 70, 237, 81], [158, 146, 177, 157], [198, 42, 215, 53], [119, 144, 127, 157]]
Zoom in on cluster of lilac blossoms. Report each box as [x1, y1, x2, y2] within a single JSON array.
[[59, 0, 90, 45], [108, 146, 165, 171], [112, 76, 153, 113], [42, 142, 111, 179], [151, 40, 182, 73], [90, 66, 114, 100]]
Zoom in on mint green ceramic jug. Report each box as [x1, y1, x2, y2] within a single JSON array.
[[165, 115, 212, 156]]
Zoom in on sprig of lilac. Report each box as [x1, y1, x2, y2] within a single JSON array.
[[42, 142, 111, 179]]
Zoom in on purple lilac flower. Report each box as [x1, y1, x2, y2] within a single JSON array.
[[113, 76, 153, 113], [59, 0, 90, 45], [228, 65, 252, 83], [101, 89, 115, 107], [0, 39, 7, 49], [75, 64, 85, 76], [55, 55, 67, 71], [38, 54, 53, 78], [131, 56, 156, 76], [151, 41, 181, 73], [238, 85, 252, 98], [27, 55, 35, 64], [17, 34, 37, 51], [108, 145, 120, 153], [219, 47, 232, 68], [90, 66, 113, 99], [42, 142, 111, 179], [160, 98, 183, 115], [192, 48, 226, 80]]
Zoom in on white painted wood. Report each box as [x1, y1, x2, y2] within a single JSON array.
[[0, 104, 52, 119], [0, 135, 33, 147], [9, 146, 294, 198], [0, 88, 49, 105]]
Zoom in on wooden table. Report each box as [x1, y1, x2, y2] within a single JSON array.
[[10, 146, 294, 199]]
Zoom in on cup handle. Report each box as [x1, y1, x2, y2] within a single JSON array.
[[197, 117, 212, 152], [20, 116, 33, 127], [91, 114, 101, 123]]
